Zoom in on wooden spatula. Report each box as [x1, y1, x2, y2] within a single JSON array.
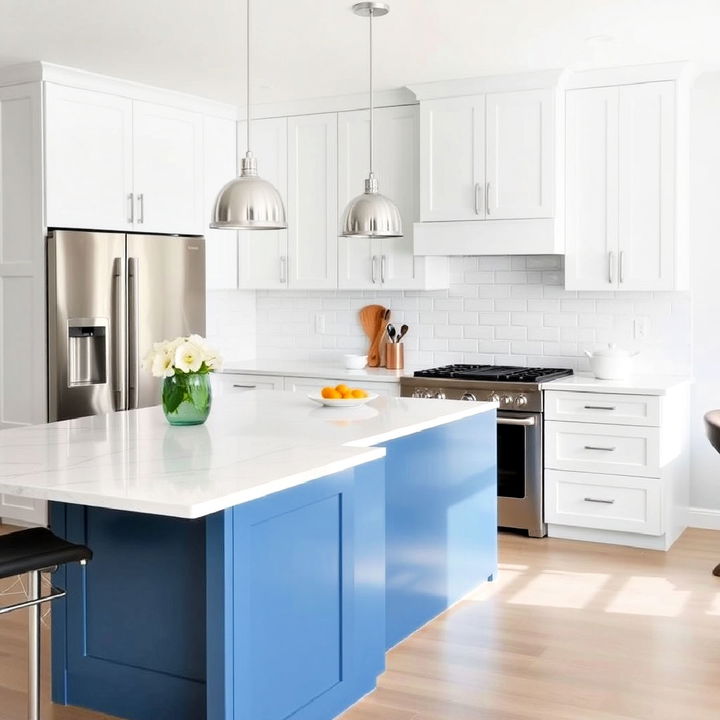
[[359, 304, 386, 367]]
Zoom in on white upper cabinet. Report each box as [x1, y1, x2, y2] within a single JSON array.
[[237, 117, 289, 289], [486, 89, 554, 219], [45, 84, 133, 231], [132, 101, 203, 235], [565, 79, 681, 291], [203, 115, 238, 290], [45, 84, 204, 236], [287, 113, 338, 289], [419, 96, 485, 221], [418, 87, 555, 223], [338, 105, 448, 290]]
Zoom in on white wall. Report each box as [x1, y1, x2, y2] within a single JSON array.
[[255, 255, 691, 376], [689, 72, 720, 516]]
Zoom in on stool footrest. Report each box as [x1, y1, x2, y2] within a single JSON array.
[[0, 584, 66, 615]]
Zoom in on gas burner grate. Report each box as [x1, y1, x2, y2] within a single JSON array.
[[413, 364, 574, 383]]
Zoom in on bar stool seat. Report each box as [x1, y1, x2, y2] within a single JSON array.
[[0, 527, 92, 720], [0, 527, 92, 579]]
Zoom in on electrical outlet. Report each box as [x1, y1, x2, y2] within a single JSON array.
[[314, 313, 326, 334], [634, 317, 649, 340]]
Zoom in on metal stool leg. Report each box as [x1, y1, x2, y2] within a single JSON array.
[[27, 570, 41, 720]]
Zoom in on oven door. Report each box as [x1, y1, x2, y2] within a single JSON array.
[[497, 410, 546, 537]]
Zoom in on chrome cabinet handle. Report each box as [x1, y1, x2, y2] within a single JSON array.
[[584, 445, 616, 451], [127, 257, 139, 410], [584, 405, 617, 411], [474, 183, 482, 215], [232, 384, 256, 390], [279, 255, 287, 284], [608, 251, 615, 284], [497, 416, 536, 426], [127, 193, 134, 224], [584, 497, 616, 504], [381, 255, 386, 284], [486, 182, 491, 215], [371, 255, 377, 284], [137, 193, 145, 224], [619, 250, 625, 284]]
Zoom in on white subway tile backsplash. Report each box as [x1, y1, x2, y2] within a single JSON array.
[[250, 257, 691, 375]]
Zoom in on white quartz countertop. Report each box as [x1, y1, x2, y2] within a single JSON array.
[[0, 391, 495, 519], [221, 359, 413, 383], [544, 373, 692, 396]]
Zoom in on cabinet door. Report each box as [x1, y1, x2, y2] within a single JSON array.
[[419, 96, 485, 221], [237, 117, 289, 289], [337, 109, 375, 289], [617, 81, 676, 290], [564, 87, 620, 291], [0, 494, 47, 526], [45, 84, 133, 231], [204, 115, 238, 290], [486, 89, 554, 219], [375, 106, 423, 289], [287, 113, 338, 289], [132, 101, 203, 235], [213, 372, 284, 394]]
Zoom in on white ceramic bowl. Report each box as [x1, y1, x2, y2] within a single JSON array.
[[343, 354, 368, 370], [307, 391, 378, 408]]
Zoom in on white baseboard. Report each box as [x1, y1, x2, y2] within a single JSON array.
[[688, 507, 720, 530]]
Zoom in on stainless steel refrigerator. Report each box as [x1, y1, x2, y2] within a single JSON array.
[[48, 230, 205, 422]]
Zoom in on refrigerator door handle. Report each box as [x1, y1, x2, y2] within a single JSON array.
[[127, 257, 140, 410], [112, 257, 127, 411]]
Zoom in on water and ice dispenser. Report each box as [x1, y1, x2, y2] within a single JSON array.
[[67, 320, 107, 387]]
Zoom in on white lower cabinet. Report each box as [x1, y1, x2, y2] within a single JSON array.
[[283, 376, 399, 397], [544, 386, 689, 550], [212, 373, 284, 394], [0, 494, 47, 527]]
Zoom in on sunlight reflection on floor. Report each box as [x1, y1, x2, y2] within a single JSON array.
[[605, 576, 690, 617]]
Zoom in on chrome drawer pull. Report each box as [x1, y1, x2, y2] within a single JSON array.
[[584, 497, 616, 504], [584, 445, 616, 451], [232, 384, 256, 389], [497, 416, 536, 427], [584, 405, 617, 411]]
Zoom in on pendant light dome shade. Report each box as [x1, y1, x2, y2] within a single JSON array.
[[341, 174, 402, 237], [211, 155, 287, 230], [341, 2, 403, 239]]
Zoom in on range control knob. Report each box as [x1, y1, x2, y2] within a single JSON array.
[[412, 387, 427, 398], [489, 392, 501, 404], [501, 395, 514, 406], [434, 391, 446, 400], [514, 394, 528, 408], [461, 392, 477, 402]]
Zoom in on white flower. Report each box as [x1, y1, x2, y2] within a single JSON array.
[[151, 349, 176, 378], [188, 334, 222, 371], [174, 341, 203, 373]]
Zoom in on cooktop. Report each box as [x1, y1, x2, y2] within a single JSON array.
[[413, 364, 574, 383]]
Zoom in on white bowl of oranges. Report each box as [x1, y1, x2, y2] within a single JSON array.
[[308, 384, 378, 408]]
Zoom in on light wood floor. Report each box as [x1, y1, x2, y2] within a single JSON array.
[[1, 526, 719, 720]]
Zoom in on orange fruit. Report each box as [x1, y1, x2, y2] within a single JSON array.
[[341, 391, 354, 399], [351, 389, 368, 398], [321, 386, 337, 399], [335, 384, 350, 394]]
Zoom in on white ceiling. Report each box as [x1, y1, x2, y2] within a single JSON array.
[[1, 0, 719, 106]]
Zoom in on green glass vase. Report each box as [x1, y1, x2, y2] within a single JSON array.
[[162, 372, 212, 426]]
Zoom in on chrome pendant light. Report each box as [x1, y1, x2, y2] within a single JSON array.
[[211, 0, 287, 230], [341, 2, 402, 238]]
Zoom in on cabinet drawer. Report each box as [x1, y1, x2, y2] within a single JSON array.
[[545, 421, 660, 477], [284, 376, 399, 398], [544, 390, 660, 426], [545, 470, 662, 535], [213, 373, 284, 394]]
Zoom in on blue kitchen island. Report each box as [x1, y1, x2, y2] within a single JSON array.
[[0, 391, 496, 720]]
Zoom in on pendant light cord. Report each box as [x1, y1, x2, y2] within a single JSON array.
[[369, 8, 374, 176], [246, 0, 251, 155]]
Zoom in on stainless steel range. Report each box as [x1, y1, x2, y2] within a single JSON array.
[[400, 365, 574, 538]]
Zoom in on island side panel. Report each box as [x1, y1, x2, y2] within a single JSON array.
[[383, 410, 498, 650], [205, 459, 385, 720], [49, 503, 207, 720]]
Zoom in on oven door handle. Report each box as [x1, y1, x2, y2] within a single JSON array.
[[497, 416, 536, 427]]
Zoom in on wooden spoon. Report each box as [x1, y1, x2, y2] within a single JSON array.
[[372, 307, 390, 367], [359, 304, 385, 366]]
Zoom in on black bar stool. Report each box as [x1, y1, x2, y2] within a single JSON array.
[[0, 527, 92, 720], [704, 410, 720, 577]]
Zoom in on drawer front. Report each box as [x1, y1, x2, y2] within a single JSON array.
[[545, 469, 662, 535], [545, 421, 660, 477], [283, 376, 399, 397], [213, 373, 284, 394], [544, 390, 660, 427]]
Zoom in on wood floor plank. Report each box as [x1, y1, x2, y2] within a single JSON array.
[[1, 525, 719, 719]]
